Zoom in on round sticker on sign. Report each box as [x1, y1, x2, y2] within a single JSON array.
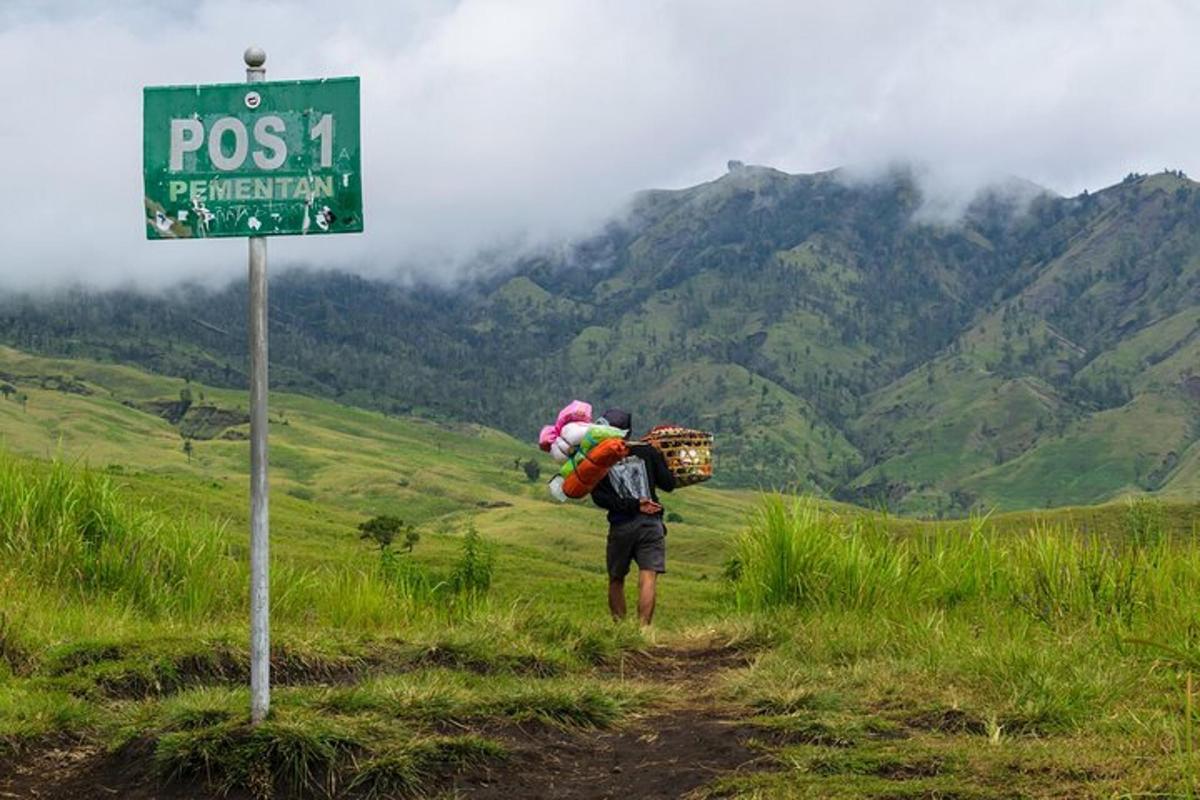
[[244, 91, 262, 110]]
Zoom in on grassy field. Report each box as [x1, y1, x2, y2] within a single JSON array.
[[2, 346, 1200, 797], [0, 345, 764, 617], [714, 497, 1200, 798]]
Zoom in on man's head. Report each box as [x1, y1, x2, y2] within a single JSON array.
[[600, 407, 632, 437]]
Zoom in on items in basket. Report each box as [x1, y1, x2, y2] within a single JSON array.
[[641, 426, 714, 487]]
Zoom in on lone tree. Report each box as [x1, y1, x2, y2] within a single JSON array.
[[182, 437, 194, 464], [358, 515, 417, 553], [0, 383, 15, 400]]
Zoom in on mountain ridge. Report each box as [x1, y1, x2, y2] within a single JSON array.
[[2, 164, 1198, 514]]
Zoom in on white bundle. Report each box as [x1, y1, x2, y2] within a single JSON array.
[[560, 422, 590, 447], [550, 437, 573, 464]]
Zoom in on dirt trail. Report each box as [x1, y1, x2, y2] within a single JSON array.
[[0, 738, 221, 800], [0, 643, 768, 800], [453, 643, 774, 799]]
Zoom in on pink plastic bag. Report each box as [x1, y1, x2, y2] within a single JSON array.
[[555, 400, 593, 431], [538, 424, 558, 452]]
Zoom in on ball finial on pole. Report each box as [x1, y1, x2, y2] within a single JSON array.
[[244, 46, 267, 68]]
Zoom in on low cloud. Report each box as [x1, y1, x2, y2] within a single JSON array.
[[2, 0, 1199, 290]]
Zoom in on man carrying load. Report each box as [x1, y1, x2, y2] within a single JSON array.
[[591, 408, 676, 626]]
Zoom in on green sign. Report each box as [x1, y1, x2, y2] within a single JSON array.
[[143, 77, 362, 239]]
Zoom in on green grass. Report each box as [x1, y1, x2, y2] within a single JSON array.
[[962, 390, 1196, 508], [114, 672, 640, 797], [729, 496, 1193, 622], [146, 699, 506, 798], [310, 670, 643, 726], [0, 442, 656, 794], [0, 455, 236, 618], [716, 497, 1200, 797], [3, 347, 1200, 796]]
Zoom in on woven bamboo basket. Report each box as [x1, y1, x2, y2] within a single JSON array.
[[642, 426, 714, 487]]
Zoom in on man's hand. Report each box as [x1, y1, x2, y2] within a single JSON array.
[[639, 498, 663, 516]]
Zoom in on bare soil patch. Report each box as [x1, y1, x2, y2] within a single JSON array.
[[0, 738, 246, 800], [451, 708, 772, 800], [902, 708, 988, 736], [2, 644, 768, 799], [451, 644, 775, 798], [597, 644, 755, 688]]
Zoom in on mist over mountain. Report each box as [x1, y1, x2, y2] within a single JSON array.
[[7, 1, 1200, 288], [4, 163, 1198, 514]]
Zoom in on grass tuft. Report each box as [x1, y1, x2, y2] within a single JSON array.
[[731, 496, 1192, 627], [152, 702, 507, 800], [0, 452, 237, 618], [347, 736, 506, 799], [154, 713, 360, 798]]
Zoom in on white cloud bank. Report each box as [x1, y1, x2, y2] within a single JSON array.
[[1, 0, 1199, 289]]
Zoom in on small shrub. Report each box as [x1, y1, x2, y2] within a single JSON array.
[[402, 529, 420, 553], [450, 524, 494, 601], [666, 511, 684, 524], [357, 516, 429, 604]]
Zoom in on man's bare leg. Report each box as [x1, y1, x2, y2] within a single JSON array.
[[609, 577, 627, 621], [637, 569, 658, 626]]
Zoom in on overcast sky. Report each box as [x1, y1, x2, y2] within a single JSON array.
[[2, 0, 1198, 290]]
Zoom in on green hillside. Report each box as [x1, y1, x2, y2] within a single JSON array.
[[3, 166, 1199, 513], [861, 171, 1200, 512], [0, 345, 763, 617]]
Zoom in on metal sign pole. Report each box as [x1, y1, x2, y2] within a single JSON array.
[[244, 45, 270, 725], [144, 53, 361, 724]]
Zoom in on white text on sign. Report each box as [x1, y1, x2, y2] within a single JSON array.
[[168, 114, 335, 172]]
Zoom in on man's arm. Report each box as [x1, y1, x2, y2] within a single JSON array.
[[635, 443, 676, 493], [592, 476, 640, 514]]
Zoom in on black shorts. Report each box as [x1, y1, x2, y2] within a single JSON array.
[[607, 515, 666, 578]]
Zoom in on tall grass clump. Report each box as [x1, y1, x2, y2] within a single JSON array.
[[0, 451, 238, 618], [1124, 496, 1167, 549], [731, 495, 1199, 630], [729, 498, 913, 612]]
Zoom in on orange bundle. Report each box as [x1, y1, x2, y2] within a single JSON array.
[[562, 439, 630, 499]]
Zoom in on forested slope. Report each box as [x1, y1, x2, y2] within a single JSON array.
[[4, 165, 1198, 513]]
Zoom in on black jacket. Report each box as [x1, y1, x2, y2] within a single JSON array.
[[592, 442, 676, 525]]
